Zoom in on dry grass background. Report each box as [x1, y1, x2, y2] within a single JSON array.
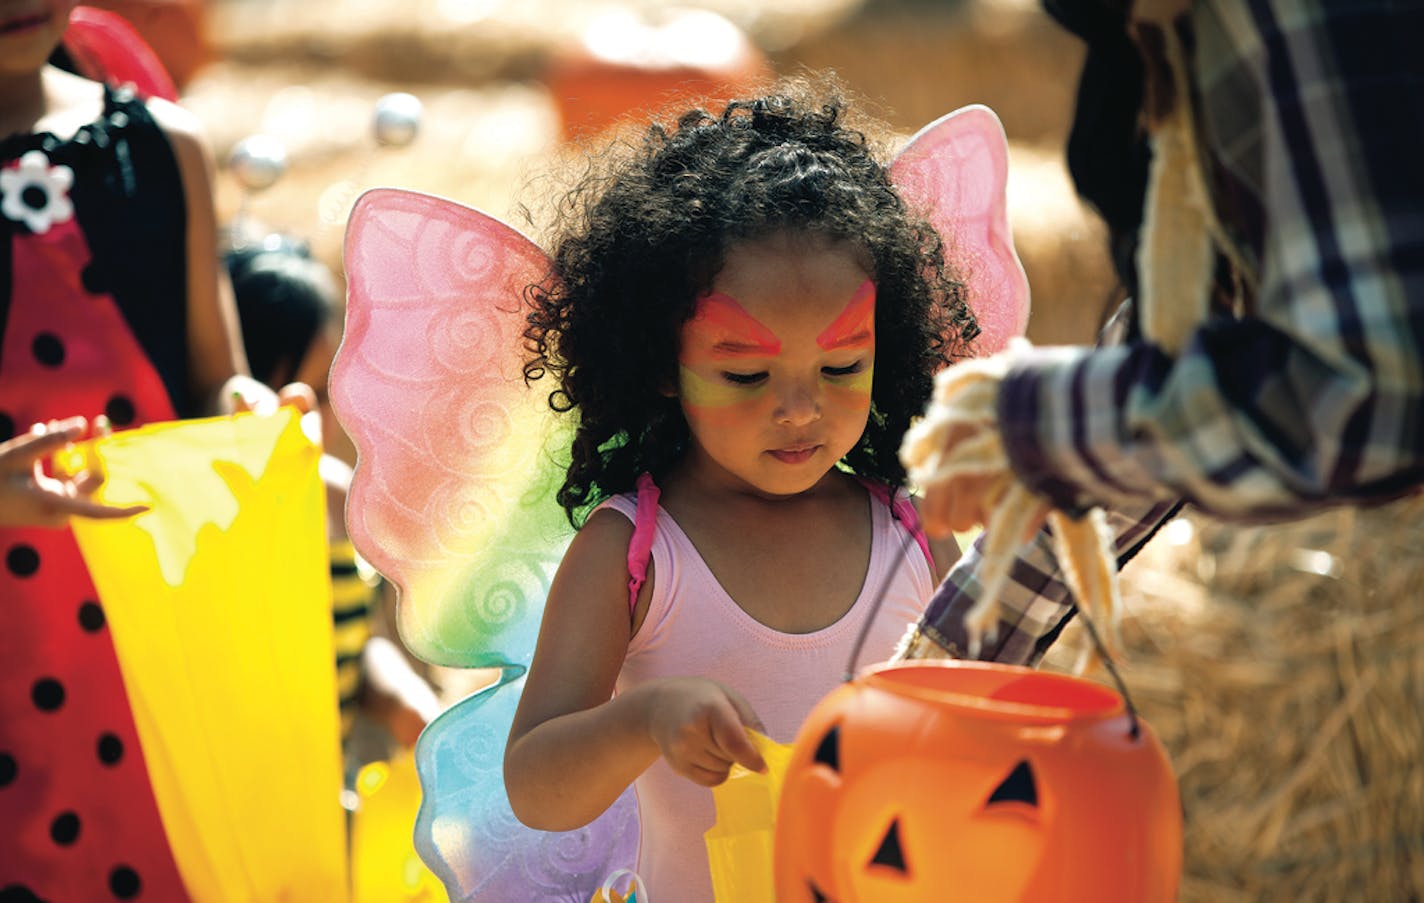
[[172, 0, 1423, 898]]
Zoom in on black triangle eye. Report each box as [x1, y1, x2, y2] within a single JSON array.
[[868, 818, 909, 873], [987, 759, 1038, 807], [813, 724, 840, 772], [809, 882, 830, 902]]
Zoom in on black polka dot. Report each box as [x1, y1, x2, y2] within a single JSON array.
[[81, 262, 107, 294], [78, 601, 106, 633], [6, 545, 40, 577], [97, 733, 124, 766], [31, 333, 65, 368], [49, 811, 80, 846], [108, 866, 141, 899], [0, 752, 15, 786], [0, 884, 46, 902], [0, 411, 13, 442], [21, 186, 47, 211], [31, 678, 64, 712], [104, 395, 136, 427]]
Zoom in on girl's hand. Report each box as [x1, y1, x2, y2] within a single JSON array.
[[0, 417, 148, 528], [645, 677, 768, 786]]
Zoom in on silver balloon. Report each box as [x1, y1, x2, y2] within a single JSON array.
[[373, 92, 423, 148], [227, 135, 288, 192]]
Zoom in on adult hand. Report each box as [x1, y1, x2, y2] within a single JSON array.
[[0, 417, 148, 528], [646, 676, 768, 787]]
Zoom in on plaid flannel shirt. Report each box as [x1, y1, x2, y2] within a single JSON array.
[[906, 0, 1424, 664]]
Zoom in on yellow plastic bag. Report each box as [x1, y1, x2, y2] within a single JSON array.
[[704, 730, 794, 903], [352, 751, 448, 903], [69, 410, 348, 902]]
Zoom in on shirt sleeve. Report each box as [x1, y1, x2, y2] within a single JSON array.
[[905, 497, 1181, 665], [1000, 1, 1424, 521]]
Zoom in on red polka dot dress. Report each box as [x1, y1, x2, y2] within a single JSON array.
[[0, 86, 197, 901]]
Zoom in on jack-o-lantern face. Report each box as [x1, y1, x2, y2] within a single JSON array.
[[773, 661, 1181, 902]]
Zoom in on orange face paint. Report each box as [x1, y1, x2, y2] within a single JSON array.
[[818, 280, 875, 402], [678, 282, 876, 424], [679, 292, 780, 412], [817, 280, 876, 352]]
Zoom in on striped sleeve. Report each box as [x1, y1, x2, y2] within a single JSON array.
[[1001, 0, 1424, 521]]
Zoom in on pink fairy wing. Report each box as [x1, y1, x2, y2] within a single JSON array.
[[330, 187, 573, 669], [331, 189, 639, 899], [890, 104, 1030, 354]]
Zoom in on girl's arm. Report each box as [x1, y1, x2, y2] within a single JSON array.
[[146, 97, 252, 413], [505, 508, 765, 832]]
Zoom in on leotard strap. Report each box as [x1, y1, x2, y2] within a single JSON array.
[[855, 478, 936, 574], [626, 473, 661, 616]]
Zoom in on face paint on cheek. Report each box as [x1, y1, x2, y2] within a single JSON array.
[[819, 280, 876, 407], [678, 291, 781, 424], [678, 365, 766, 411], [823, 366, 874, 409]]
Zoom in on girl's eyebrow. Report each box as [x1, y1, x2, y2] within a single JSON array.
[[689, 292, 782, 358], [817, 280, 876, 351]]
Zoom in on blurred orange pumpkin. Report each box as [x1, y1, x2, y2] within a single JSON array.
[[545, 6, 772, 141], [774, 660, 1181, 902]]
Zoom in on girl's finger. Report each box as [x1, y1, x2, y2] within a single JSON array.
[[714, 692, 768, 773], [712, 720, 767, 775], [681, 761, 732, 787], [2, 423, 85, 469], [53, 497, 149, 521]]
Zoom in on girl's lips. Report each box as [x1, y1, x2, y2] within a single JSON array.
[[768, 445, 820, 464]]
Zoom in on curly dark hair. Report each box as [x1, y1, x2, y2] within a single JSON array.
[[524, 79, 979, 525]]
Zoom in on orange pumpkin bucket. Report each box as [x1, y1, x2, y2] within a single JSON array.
[[773, 660, 1182, 902]]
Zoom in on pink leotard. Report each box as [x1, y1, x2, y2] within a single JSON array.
[[598, 476, 935, 900]]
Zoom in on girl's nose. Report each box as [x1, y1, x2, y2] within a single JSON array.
[[774, 382, 822, 426]]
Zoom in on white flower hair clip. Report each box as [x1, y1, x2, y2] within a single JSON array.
[[2, 150, 76, 234]]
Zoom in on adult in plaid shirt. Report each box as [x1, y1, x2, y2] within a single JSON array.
[[900, 0, 1424, 664]]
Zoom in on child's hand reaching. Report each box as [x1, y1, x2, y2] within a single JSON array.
[[0, 417, 148, 528], [645, 677, 768, 786]]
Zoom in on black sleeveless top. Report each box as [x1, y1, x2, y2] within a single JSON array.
[[0, 83, 191, 427]]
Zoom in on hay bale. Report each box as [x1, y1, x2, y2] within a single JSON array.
[[1047, 495, 1424, 901]]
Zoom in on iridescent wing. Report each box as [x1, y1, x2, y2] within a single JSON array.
[[889, 104, 1031, 354], [332, 187, 571, 671], [329, 188, 637, 901]]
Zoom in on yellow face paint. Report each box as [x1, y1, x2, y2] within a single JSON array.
[[677, 282, 876, 426], [817, 279, 875, 401], [678, 291, 780, 415]]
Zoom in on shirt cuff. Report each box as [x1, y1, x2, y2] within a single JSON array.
[[997, 343, 1176, 512]]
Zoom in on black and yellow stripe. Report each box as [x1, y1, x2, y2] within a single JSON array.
[[330, 537, 379, 739]]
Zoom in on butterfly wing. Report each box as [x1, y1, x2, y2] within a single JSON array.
[[330, 188, 638, 900], [331, 187, 573, 670], [889, 104, 1031, 354], [414, 674, 640, 901]]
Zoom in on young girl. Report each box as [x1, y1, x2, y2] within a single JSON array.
[[1, 4, 291, 897], [503, 84, 975, 899]]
